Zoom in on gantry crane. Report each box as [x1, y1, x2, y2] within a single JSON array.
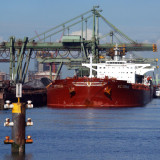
[[0, 6, 157, 84]]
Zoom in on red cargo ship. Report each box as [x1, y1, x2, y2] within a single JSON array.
[[47, 46, 155, 108]]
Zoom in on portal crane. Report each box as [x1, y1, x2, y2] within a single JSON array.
[[0, 6, 157, 84]]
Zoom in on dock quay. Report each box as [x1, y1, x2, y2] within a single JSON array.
[[0, 78, 50, 110]]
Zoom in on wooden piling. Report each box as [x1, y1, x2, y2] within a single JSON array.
[[11, 101, 26, 154]]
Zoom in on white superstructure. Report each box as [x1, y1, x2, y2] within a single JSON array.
[[82, 46, 155, 84]]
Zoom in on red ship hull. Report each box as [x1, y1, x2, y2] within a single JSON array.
[[47, 77, 153, 108]]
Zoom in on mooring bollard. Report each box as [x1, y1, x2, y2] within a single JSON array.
[[4, 83, 33, 154]]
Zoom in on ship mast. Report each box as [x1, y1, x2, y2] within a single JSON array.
[[89, 54, 93, 78], [113, 44, 120, 61]]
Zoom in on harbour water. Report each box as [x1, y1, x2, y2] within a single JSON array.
[[0, 99, 160, 160]]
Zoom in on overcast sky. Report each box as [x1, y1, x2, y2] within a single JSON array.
[[0, 0, 160, 76]]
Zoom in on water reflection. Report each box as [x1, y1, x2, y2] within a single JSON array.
[[1, 99, 160, 160], [4, 153, 33, 160]]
